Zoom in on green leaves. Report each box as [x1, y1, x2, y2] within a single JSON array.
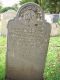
[[0, 7, 16, 13], [19, 0, 60, 13], [20, 0, 34, 5]]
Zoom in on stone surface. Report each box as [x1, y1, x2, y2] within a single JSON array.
[[6, 2, 51, 80], [50, 23, 60, 36], [0, 10, 16, 36]]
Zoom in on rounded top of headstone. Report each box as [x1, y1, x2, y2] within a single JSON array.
[[16, 2, 44, 21]]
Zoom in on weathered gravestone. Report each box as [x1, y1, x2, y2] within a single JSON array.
[[6, 2, 51, 80]]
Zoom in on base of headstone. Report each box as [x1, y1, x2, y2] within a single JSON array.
[[5, 78, 44, 80], [5, 75, 44, 80]]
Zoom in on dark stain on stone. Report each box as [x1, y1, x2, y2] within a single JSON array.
[[35, 24, 38, 26]]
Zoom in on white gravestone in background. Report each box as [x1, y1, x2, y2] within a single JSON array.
[[6, 2, 51, 80]]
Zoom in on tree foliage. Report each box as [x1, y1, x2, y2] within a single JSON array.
[[0, 7, 16, 13], [0, 2, 2, 10], [0, 2, 17, 13], [46, 0, 60, 13], [20, 0, 60, 13]]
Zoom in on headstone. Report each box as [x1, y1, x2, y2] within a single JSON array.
[[6, 2, 51, 80], [0, 10, 16, 36]]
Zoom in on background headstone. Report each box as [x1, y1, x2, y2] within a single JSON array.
[[6, 2, 51, 80], [0, 10, 16, 36]]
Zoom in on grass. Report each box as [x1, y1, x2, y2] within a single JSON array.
[[0, 36, 6, 80], [44, 36, 60, 80], [0, 36, 60, 80]]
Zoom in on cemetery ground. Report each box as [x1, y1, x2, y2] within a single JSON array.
[[0, 36, 60, 80]]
